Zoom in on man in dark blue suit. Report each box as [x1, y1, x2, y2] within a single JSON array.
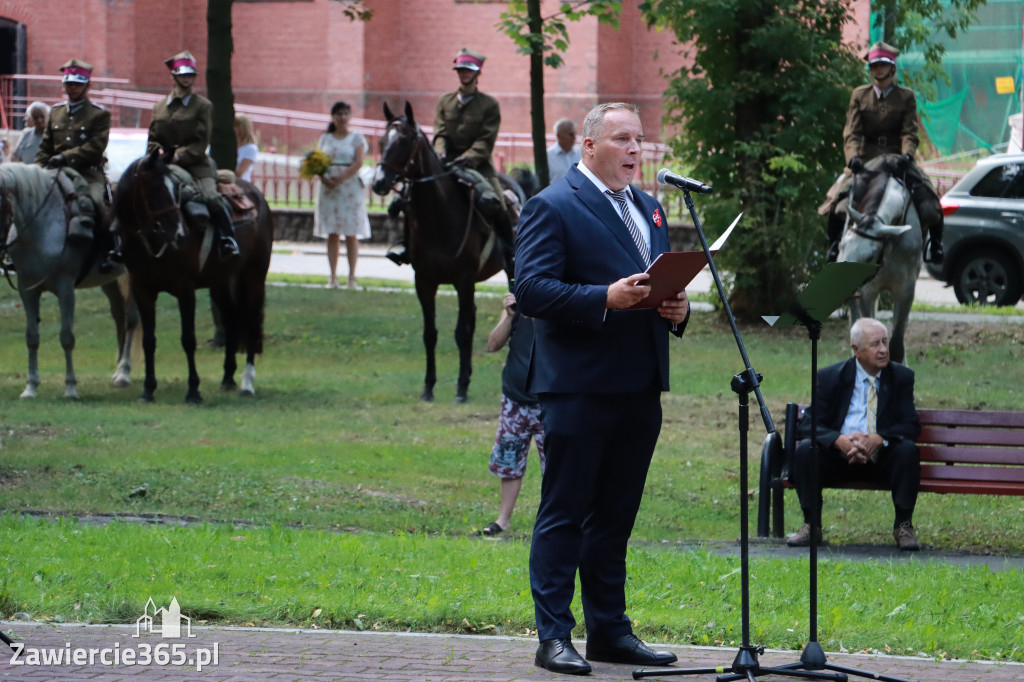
[[788, 318, 922, 551], [515, 102, 690, 675]]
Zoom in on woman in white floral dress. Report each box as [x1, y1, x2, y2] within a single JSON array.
[[314, 101, 370, 288]]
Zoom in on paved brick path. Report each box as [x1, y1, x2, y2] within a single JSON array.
[[3, 623, 1023, 681]]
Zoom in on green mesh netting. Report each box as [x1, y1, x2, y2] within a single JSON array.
[[872, 0, 1023, 155]]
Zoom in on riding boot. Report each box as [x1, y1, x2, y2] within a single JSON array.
[[825, 208, 844, 263], [210, 199, 240, 260], [912, 184, 945, 265], [925, 224, 944, 264], [99, 233, 124, 273], [387, 196, 406, 219], [386, 240, 410, 266]]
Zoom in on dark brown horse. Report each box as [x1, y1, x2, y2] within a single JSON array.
[[111, 149, 273, 403], [372, 101, 514, 403]]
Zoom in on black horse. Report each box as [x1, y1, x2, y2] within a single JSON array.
[[372, 101, 516, 403], [112, 149, 273, 403]]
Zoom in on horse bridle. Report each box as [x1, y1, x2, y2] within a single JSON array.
[[843, 169, 914, 268], [379, 120, 457, 187], [129, 169, 184, 258]]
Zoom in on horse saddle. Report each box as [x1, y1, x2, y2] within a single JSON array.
[[216, 177, 257, 222]]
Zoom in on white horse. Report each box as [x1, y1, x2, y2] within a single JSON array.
[[0, 163, 138, 398], [838, 156, 923, 364]]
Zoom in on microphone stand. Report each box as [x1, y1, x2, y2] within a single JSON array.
[[763, 271, 917, 682], [634, 189, 844, 682]]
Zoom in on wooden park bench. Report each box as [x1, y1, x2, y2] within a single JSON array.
[[757, 403, 1024, 538]]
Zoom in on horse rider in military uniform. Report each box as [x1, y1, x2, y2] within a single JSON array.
[[386, 48, 517, 281], [33, 59, 119, 271], [139, 51, 239, 260], [821, 41, 944, 265]]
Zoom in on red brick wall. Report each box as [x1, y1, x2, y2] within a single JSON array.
[[6, 0, 873, 145]]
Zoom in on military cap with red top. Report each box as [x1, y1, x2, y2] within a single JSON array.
[[865, 40, 899, 66], [60, 58, 93, 84], [165, 50, 198, 75], [452, 48, 486, 72]]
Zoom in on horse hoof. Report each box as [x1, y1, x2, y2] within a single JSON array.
[[112, 376, 131, 388], [221, 381, 237, 392], [139, 394, 155, 404], [420, 392, 434, 402], [453, 394, 468, 404], [64, 390, 80, 400], [238, 388, 255, 398], [186, 394, 203, 406], [19, 388, 37, 399]]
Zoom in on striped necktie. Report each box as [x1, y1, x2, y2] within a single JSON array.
[[866, 377, 878, 434], [606, 189, 650, 266]]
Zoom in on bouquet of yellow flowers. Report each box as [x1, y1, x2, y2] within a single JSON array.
[[299, 149, 332, 180]]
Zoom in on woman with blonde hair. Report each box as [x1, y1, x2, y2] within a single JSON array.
[[234, 113, 258, 182]]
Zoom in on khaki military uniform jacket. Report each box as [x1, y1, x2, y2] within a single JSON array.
[[147, 92, 215, 180], [433, 91, 500, 178], [843, 84, 919, 164], [35, 98, 110, 187]]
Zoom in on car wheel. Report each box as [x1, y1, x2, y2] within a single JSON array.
[[952, 249, 1023, 306]]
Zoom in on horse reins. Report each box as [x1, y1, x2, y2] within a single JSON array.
[[379, 120, 484, 263], [130, 169, 183, 258]]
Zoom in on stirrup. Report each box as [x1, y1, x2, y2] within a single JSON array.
[[219, 237, 240, 259]]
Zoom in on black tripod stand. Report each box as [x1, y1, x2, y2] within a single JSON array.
[[634, 190, 843, 682], [761, 264, 916, 682]]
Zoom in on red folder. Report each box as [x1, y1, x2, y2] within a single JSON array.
[[628, 214, 740, 309]]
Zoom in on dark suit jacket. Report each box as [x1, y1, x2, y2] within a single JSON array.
[[515, 164, 688, 395], [796, 357, 920, 449]]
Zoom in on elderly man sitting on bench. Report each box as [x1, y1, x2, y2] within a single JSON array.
[[788, 318, 922, 551]]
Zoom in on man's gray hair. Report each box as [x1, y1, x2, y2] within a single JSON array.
[[25, 101, 50, 119], [850, 317, 887, 347], [582, 102, 639, 142], [552, 117, 576, 135]]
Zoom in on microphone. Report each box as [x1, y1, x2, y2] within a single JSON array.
[[657, 168, 713, 194]]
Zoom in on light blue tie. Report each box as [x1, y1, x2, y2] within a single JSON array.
[[606, 190, 650, 265]]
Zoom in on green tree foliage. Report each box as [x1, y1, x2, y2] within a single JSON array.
[[873, 0, 986, 100], [498, 1, 620, 187], [640, 0, 863, 316]]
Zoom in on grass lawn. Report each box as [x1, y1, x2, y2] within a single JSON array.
[[1, 282, 1023, 660]]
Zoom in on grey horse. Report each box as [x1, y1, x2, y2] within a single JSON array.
[[838, 155, 923, 364], [0, 163, 137, 398]]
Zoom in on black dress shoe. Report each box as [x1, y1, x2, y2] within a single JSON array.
[[535, 638, 591, 676], [586, 633, 677, 666]]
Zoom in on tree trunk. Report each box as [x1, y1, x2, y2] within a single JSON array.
[[207, 0, 236, 174], [528, 0, 549, 187]]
